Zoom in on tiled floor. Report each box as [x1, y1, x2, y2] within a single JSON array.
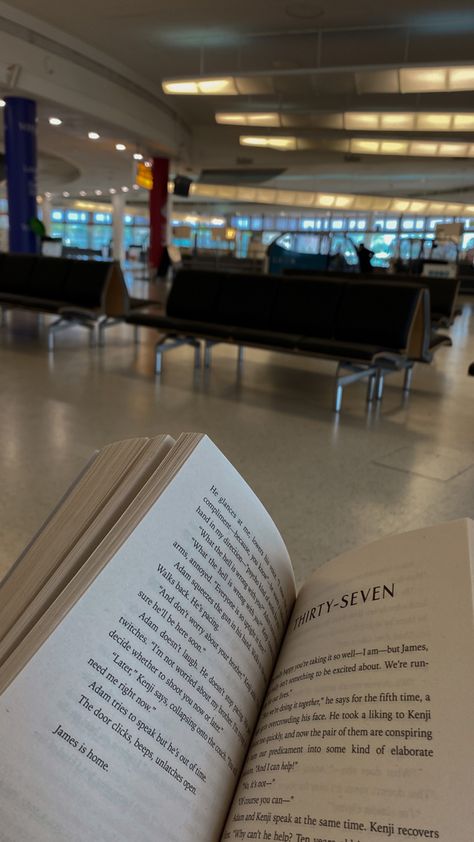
[[1, 292, 473, 588]]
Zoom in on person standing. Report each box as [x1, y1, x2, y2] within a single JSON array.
[[356, 242, 375, 273]]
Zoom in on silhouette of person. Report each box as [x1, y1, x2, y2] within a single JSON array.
[[356, 242, 375, 273]]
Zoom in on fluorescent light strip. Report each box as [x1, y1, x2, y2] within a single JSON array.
[[239, 134, 474, 158], [163, 77, 273, 95], [358, 65, 474, 95], [165, 65, 474, 98], [190, 182, 474, 216], [240, 135, 301, 150], [219, 110, 474, 131], [349, 138, 474, 157]]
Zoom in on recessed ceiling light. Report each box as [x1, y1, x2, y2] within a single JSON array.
[[79, 190, 87, 196], [62, 191, 70, 197], [95, 189, 103, 195], [132, 184, 140, 190], [49, 117, 62, 126], [88, 131, 100, 140], [133, 152, 143, 160], [109, 188, 117, 194], [0, 99, 6, 108], [144, 160, 152, 168], [115, 143, 126, 151], [121, 186, 129, 192]]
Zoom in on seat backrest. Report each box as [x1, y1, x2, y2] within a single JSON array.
[[30, 257, 71, 301], [335, 282, 425, 351], [420, 276, 459, 321], [62, 260, 112, 309], [0, 253, 39, 295], [166, 269, 224, 321], [215, 272, 277, 329], [271, 276, 345, 337]]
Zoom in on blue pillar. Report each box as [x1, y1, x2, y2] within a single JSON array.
[[4, 97, 38, 253]]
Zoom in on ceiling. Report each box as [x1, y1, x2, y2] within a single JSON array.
[[2, 1, 474, 203]]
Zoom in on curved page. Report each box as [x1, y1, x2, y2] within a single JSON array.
[[0, 436, 296, 842], [222, 519, 474, 842]]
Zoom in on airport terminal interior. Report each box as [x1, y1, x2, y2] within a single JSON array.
[[1, 0, 474, 587]]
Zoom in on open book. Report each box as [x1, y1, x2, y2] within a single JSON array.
[[0, 434, 472, 842]]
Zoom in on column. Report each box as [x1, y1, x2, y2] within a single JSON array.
[[41, 196, 52, 236], [111, 192, 125, 263], [166, 188, 173, 250], [4, 96, 38, 253], [149, 156, 169, 274]]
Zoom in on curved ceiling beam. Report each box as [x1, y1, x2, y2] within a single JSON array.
[[0, 2, 191, 160]]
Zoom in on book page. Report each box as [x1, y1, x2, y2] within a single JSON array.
[[222, 520, 474, 842], [0, 435, 174, 669], [0, 436, 296, 842], [0, 437, 148, 641]]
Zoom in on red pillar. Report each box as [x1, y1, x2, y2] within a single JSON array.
[[149, 156, 169, 272]]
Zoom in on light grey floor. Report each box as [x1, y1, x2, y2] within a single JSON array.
[[1, 295, 473, 587]]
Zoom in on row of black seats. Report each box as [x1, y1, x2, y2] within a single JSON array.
[[126, 268, 437, 364], [283, 267, 460, 327], [0, 253, 128, 316]]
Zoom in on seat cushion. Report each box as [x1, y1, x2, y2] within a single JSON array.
[[298, 336, 381, 361]]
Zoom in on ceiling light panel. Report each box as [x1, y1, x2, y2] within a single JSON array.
[[350, 137, 474, 158], [379, 113, 415, 130], [350, 139, 381, 153], [453, 114, 474, 130], [248, 113, 281, 127], [438, 143, 469, 156], [399, 67, 448, 93], [216, 112, 281, 127], [344, 113, 379, 130], [193, 181, 472, 216], [409, 141, 440, 156], [449, 66, 474, 91], [218, 110, 474, 132], [240, 135, 298, 150], [163, 76, 274, 95], [163, 78, 238, 95], [416, 113, 452, 131], [379, 141, 409, 154]]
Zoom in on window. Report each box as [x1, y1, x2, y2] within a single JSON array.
[[331, 219, 344, 230], [301, 218, 315, 230], [401, 218, 415, 230], [93, 213, 112, 224], [262, 231, 279, 246], [63, 224, 89, 249]]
